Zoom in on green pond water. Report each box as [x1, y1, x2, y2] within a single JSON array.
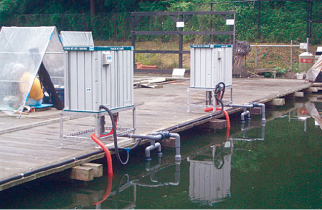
[[0, 96, 322, 209]]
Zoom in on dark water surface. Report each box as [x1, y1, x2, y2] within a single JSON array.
[[0, 96, 322, 209]]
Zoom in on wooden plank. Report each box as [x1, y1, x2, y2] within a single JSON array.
[[312, 82, 322, 87], [201, 119, 227, 130], [70, 166, 94, 181], [292, 91, 305, 98], [304, 87, 319, 93], [81, 163, 103, 177], [266, 98, 285, 106]]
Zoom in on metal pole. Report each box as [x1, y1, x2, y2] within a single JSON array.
[[179, 15, 183, 68], [309, 0, 312, 39], [131, 15, 136, 71], [257, 0, 261, 39], [210, 3, 213, 42], [133, 106, 136, 135], [306, 0, 310, 38], [290, 40, 293, 71], [232, 13, 235, 45], [255, 43, 258, 68], [60, 111, 64, 147], [307, 37, 309, 52]]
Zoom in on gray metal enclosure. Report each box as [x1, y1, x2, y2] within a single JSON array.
[[64, 46, 134, 112], [190, 45, 233, 88]]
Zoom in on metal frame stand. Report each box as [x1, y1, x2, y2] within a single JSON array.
[[59, 106, 136, 148], [187, 86, 233, 112]]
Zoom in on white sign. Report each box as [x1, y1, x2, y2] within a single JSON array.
[[300, 43, 308, 50], [172, 68, 185, 78], [226, 19, 235, 25], [176, 22, 185, 28]]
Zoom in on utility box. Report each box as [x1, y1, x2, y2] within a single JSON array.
[[190, 45, 233, 88], [299, 52, 314, 72], [315, 46, 322, 63], [64, 46, 134, 112]]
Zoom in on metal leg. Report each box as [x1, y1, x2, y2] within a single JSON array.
[[132, 106, 136, 143], [231, 87, 233, 104], [59, 111, 64, 148], [133, 106, 136, 134], [187, 88, 190, 112]]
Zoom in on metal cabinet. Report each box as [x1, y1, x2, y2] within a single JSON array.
[[190, 45, 232, 88], [64, 46, 134, 112]]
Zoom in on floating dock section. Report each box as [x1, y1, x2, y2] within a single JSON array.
[[0, 77, 314, 191]]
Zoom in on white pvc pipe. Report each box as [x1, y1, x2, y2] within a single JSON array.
[[145, 141, 161, 159], [128, 132, 181, 162], [169, 133, 181, 162]]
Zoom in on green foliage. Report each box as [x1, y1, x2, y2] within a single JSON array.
[[0, 0, 322, 44], [138, 1, 170, 12], [0, 0, 17, 13]]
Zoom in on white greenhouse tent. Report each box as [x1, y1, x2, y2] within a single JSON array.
[[0, 26, 94, 115], [60, 31, 94, 49], [306, 55, 322, 82]]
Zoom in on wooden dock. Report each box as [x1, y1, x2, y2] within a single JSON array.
[[0, 77, 314, 191]]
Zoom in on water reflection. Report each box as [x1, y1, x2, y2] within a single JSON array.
[[277, 100, 322, 131], [66, 99, 322, 209], [230, 121, 266, 141], [187, 142, 232, 206], [305, 102, 322, 129], [87, 158, 181, 209]]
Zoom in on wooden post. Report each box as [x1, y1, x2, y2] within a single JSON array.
[[90, 0, 95, 27]]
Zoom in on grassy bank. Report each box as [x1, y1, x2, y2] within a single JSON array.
[[95, 40, 320, 77]]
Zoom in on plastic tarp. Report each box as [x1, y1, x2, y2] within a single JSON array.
[[305, 102, 322, 130], [0, 26, 63, 114], [60, 31, 94, 48], [306, 54, 322, 81]]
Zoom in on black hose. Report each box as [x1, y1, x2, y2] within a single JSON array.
[[99, 105, 129, 165], [214, 82, 225, 108]]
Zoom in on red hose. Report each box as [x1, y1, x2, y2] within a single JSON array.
[[204, 106, 231, 140], [94, 175, 113, 205], [91, 133, 113, 177], [216, 107, 231, 141], [100, 118, 118, 137], [215, 107, 230, 129]]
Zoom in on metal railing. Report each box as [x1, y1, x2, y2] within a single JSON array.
[[250, 41, 301, 71]]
